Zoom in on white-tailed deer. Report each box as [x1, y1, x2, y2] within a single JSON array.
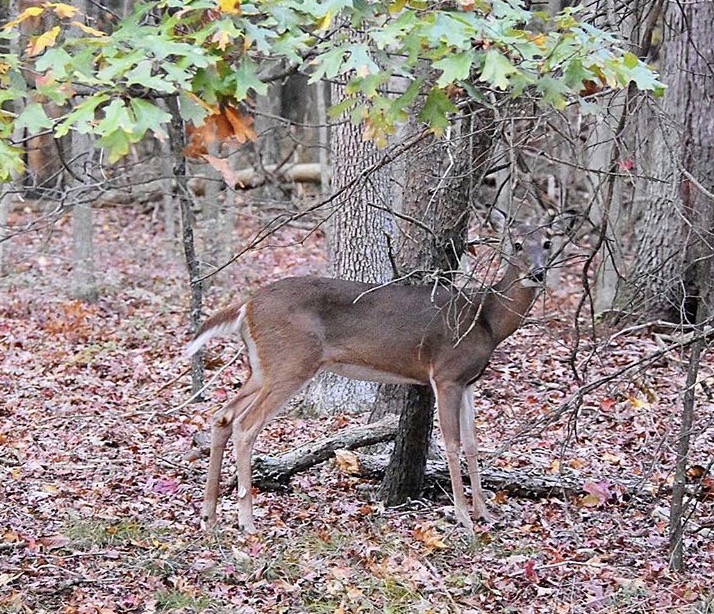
[[186, 211, 564, 534]]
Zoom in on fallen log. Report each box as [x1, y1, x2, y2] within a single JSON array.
[[351, 453, 584, 500], [254, 446, 585, 501], [231, 163, 324, 188], [247, 417, 588, 500]]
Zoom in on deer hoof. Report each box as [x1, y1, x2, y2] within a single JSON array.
[[201, 514, 218, 531]]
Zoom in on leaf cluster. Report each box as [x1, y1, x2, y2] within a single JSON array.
[[0, 0, 665, 178]]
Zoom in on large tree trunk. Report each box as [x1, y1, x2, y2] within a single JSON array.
[[302, 80, 395, 416], [647, 0, 714, 571], [615, 3, 714, 323], [587, 0, 646, 315]]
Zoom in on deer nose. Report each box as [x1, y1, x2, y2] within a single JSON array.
[[529, 267, 546, 284]]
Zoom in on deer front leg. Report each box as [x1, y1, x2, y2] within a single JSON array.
[[460, 386, 493, 522], [434, 381, 474, 534]]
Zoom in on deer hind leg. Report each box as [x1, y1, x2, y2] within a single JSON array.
[[231, 379, 316, 533], [433, 381, 474, 534], [460, 386, 492, 522], [201, 377, 262, 529]]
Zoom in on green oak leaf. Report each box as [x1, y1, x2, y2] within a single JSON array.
[[434, 51, 473, 87], [479, 50, 518, 90], [418, 87, 457, 135]]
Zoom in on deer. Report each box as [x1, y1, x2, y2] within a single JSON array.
[[185, 210, 566, 534]]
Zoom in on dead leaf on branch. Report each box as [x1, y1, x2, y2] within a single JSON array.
[[224, 104, 256, 143], [28, 26, 60, 57], [200, 154, 237, 186], [185, 105, 256, 158]]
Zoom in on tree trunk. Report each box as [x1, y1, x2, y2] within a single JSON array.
[[63, 1, 98, 302], [0, 0, 17, 276], [378, 385, 435, 505], [70, 185, 97, 302], [166, 95, 204, 396], [587, 0, 643, 315], [158, 136, 179, 257], [615, 2, 714, 323], [606, 0, 714, 570], [668, 305, 706, 571], [194, 140, 227, 289], [302, 79, 395, 416], [0, 187, 10, 276], [378, 102, 497, 505]]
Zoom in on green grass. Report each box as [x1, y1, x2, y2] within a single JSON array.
[[63, 518, 156, 547], [155, 590, 214, 612]]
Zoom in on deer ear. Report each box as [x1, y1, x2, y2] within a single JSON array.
[[487, 207, 508, 234], [549, 208, 579, 236]]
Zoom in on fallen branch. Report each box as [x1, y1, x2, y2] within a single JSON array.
[[351, 453, 585, 500], [251, 414, 399, 488], [253, 446, 585, 500], [234, 162, 324, 187]]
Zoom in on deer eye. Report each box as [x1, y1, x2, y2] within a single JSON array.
[[513, 241, 523, 252], [543, 240, 552, 250]]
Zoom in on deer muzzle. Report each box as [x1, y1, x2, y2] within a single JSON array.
[[527, 267, 546, 285]]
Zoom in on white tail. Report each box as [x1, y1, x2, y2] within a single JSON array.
[[187, 212, 565, 534], [184, 305, 245, 359]]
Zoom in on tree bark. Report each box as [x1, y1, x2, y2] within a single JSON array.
[[302, 78, 395, 415], [0, 187, 10, 276], [250, 415, 399, 488], [70, 182, 97, 302], [605, 0, 714, 570], [67, 6, 97, 303], [615, 1, 714, 323], [378, 385, 435, 505], [668, 306, 706, 571], [245, 435, 652, 507], [0, 0, 17, 276], [166, 95, 204, 396]]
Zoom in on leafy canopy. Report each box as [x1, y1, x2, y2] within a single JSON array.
[[0, 0, 664, 179]]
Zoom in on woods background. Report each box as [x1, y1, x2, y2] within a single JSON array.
[[0, 0, 712, 612]]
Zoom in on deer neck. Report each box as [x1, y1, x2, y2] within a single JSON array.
[[483, 264, 540, 344]]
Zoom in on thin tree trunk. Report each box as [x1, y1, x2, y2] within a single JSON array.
[[62, 1, 98, 302], [668, 309, 705, 571], [68, 131, 97, 302], [158, 137, 179, 257], [166, 95, 204, 395], [71, 195, 97, 301], [0, 187, 11, 276], [0, 0, 17, 276], [195, 141, 226, 289]]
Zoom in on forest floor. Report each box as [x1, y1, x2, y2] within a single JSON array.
[[1, 204, 713, 614]]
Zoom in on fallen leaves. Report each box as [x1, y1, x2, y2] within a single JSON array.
[[0, 206, 712, 612]]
